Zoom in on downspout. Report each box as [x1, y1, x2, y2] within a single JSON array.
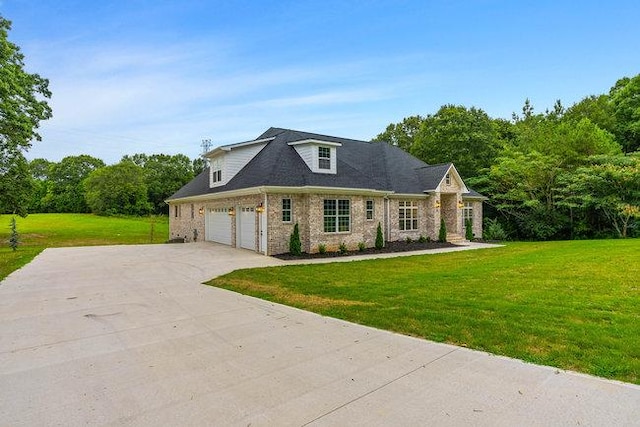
[[384, 196, 390, 243], [263, 192, 268, 255]]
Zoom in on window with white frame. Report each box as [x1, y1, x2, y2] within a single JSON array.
[[318, 146, 331, 170], [399, 200, 418, 231], [366, 200, 374, 220], [282, 198, 292, 222], [211, 157, 222, 183], [324, 199, 350, 232], [463, 202, 473, 226]]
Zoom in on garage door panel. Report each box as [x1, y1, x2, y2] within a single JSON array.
[[206, 208, 232, 245], [240, 207, 256, 250]]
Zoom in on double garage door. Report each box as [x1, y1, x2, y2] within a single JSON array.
[[205, 206, 256, 250]]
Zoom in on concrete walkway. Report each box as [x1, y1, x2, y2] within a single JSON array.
[[0, 243, 638, 426]]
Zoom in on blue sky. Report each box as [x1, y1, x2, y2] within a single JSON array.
[[2, 0, 639, 164]]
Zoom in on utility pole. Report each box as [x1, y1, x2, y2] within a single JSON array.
[[201, 138, 212, 156], [201, 138, 212, 167]]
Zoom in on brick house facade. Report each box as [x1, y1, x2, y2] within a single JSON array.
[[167, 128, 486, 255]]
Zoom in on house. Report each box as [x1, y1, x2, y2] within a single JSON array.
[[166, 127, 486, 255]]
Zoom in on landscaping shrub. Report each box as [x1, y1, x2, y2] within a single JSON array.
[[358, 241, 366, 252], [9, 217, 19, 251], [338, 242, 348, 254], [465, 219, 474, 240], [289, 223, 302, 255], [484, 218, 508, 241], [375, 222, 384, 249], [438, 218, 447, 243], [418, 235, 427, 243], [318, 243, 326, 254]]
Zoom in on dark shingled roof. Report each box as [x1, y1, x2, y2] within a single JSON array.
[[168, 128, 484, 200]]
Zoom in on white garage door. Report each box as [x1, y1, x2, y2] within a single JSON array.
[[239, 207, 256, 250], [206, 207, 232, 245]]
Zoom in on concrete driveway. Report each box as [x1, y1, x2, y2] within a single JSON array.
[[1, 243, 638, 426]]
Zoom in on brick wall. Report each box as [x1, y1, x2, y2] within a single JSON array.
[[168, 202, 205, 242]]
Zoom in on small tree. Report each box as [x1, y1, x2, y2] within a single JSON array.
[[289, 223, 302, 255], [9, 217, 19, 251], [438, 218, 447, 243], [465, 219, 474, 240], [375, 222, 384, 249]]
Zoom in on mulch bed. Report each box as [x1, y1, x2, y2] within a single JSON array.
[[274, 240, 460, 260]]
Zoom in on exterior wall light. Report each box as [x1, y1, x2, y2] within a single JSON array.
[[458, 201, 464, 209], [256, 203, 265, 213], [228, 207, 235, 216], [199, 207, 204, 215], [435, 201, 441, 209]]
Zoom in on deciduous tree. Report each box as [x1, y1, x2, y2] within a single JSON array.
[[0, 16, 52, 215]]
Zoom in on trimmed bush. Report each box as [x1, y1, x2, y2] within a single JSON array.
[[318, 243, 326, 254], [338, 242, 348, 254], [358, 241, 366, 252], [465, 219, 474, 240], [375, 222, 384, 249], [438, 218, 447, 243], [289, 223, 302, 255]]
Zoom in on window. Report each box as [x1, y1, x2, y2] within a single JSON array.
[[212, 157, 222, 183], [191, 204, 194, 219], [463, 202, 473, 226], [366, 200, 374, 220], [399, 201, 418, 231], [324, 199, 350, 232], [282, 198, 292, 222], [174, 205, 180, 218], [445, 173, 451, 185], [318, 146, 331, 170]]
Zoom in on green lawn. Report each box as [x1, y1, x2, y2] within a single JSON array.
[[0, 213, 168, 280], [208, 239, 640, 384]]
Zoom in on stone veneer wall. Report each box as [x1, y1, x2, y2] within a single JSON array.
[[168, 202, 206, 242], [470, 200, 483, 239]]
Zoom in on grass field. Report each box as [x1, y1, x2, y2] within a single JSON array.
[[0, 213, 168, 280], [208, 239, 640, 384]]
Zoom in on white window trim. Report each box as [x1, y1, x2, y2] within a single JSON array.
[[323, 199, 351, 233], [399, 200, 418, 231], [366, 200, 374, 221], [318, 146, 331, 170], [282, 198, 292, 223]]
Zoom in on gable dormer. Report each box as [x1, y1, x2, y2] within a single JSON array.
[[205, 137, 274, 188], [436, 164, 468, 193], [287, 139, 342, 174]]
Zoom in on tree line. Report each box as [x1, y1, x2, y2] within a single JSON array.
[[375, 74, 640, 240], [25, 154, 205, 216]]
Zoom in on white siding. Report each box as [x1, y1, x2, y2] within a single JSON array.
[[292, 145, 314, 171], [209, 142, 267, 188], [291, 144, 337, 174]]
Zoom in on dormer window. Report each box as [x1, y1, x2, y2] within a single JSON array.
[[318, 147, 331, 170], [212, 157, 222, 183], [288, 139, 341, 174]]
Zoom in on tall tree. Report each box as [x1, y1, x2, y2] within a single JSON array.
[[0, 16, 52, 215], [557, 154, 640, 237], [374, 115, 425, 152], [122, 153, 195, 214], [609, 75, 640, 153], [83, 162, 151, 216], [411, 105, 501, 178], [27, 158, 52, 212], [44, 155, 105, 212]]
